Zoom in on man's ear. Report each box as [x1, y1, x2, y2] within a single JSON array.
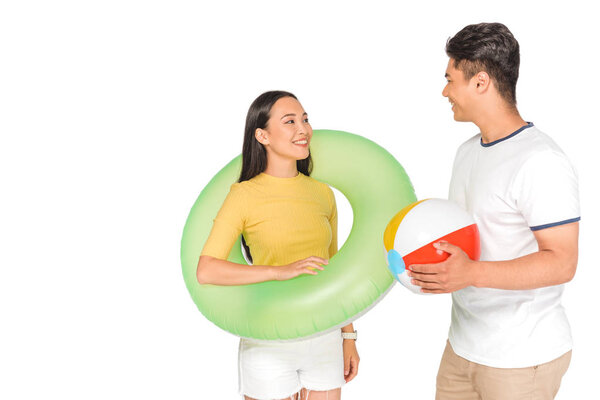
[[255, 129, 269, 145], [474, 71, 490, 92]]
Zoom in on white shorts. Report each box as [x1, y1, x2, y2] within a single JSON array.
[[238, 330, 345, 399]]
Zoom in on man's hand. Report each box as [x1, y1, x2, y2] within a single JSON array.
[[407, 241, 477, 294]]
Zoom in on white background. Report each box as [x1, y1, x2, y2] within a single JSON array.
[[1, 1, 598, 399]]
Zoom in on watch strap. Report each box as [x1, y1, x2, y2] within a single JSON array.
[[341, 330, 357, 340]]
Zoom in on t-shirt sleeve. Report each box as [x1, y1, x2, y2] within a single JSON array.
[[511, 150, 580, 231], [200, 184, 246, 259], [327, 187, 338, 258]]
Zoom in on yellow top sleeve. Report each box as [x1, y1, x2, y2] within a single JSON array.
[[201, 172, 337, 266]]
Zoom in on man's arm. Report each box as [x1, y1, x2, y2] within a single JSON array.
[[407, 222, 579, 294]]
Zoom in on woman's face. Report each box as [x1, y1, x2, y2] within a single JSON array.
[[257, 96, 312, 162]]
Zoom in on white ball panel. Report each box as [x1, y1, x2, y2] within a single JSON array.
[[393, 199, 475, 256]]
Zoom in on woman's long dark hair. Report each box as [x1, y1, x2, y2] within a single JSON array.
[[239, 91, 313, 262], [239, 90, 312, 183]]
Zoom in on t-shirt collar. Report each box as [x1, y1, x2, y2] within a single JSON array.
[[480, 122, 534, 147]]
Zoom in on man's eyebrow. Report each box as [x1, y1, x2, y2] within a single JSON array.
[[445, 73, 451, 78]]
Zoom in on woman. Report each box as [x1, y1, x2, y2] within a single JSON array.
[[197, 91, 359, 400]]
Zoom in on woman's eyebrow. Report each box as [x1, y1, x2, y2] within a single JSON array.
[[280, 112, 307, 120]]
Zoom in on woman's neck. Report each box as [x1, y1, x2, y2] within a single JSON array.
[[262, 158, 298, 178]]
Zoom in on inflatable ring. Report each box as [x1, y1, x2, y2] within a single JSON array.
[[181, 130, 416, 341]]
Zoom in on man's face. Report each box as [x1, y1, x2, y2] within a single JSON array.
[[442, 59, 476, 122]]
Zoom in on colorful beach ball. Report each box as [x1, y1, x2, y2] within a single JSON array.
[[383, 198, 481, 294]]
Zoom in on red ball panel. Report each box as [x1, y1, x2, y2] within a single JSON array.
[[403, 224, 480, 266]]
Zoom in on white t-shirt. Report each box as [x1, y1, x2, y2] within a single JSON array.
[[448, 123, 580, 368]]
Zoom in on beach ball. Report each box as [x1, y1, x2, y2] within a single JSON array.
[[383, 198, 480, 294]]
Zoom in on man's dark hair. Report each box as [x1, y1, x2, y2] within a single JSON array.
[[446, 22, 520, 106]]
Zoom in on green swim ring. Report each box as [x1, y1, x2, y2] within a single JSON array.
[[181, 130, 416, 341]]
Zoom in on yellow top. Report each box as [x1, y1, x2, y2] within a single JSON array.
[[201, 172, 338, 265]]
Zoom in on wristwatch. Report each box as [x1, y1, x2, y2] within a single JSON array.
[[341, 330, 357, 340]]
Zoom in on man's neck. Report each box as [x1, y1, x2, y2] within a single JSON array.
[[475, 107, 527, 144]]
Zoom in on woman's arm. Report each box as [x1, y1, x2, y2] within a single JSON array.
[[196, 255, 328, 286], [328, 189, 360, 381]]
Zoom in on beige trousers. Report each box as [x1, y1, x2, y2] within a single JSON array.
[[436, 341, 571, 400]]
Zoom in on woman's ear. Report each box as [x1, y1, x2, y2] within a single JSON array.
[[255, 128, 269, 145]]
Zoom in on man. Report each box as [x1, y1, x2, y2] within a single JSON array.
[[408, 23, 580, 399]]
